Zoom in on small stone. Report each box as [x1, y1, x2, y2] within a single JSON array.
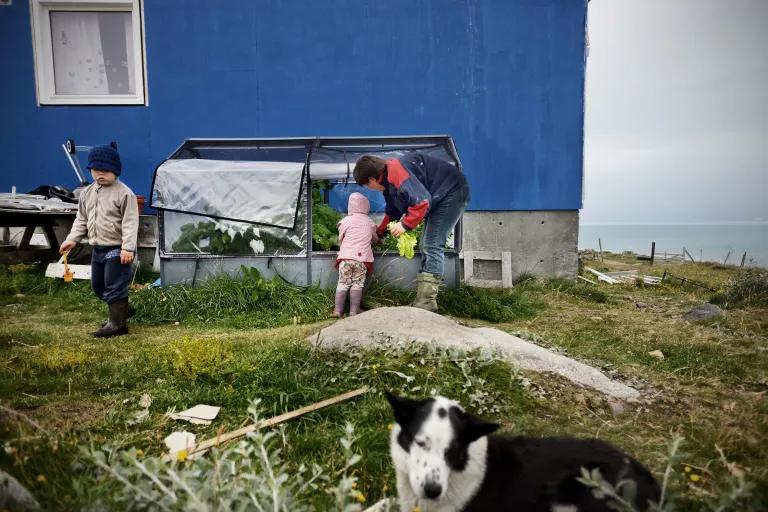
[[648, 350, 665, 360], [0, 468, 41, 510], [607, 400, 626, 416], [682, 303, 724, 322], [635, 301, 648, 309], [589, 316, 603, 321], [15, 293, 25, 298], [174, 321, 180, 325]]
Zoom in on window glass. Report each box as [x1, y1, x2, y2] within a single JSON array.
[[49, 10, 134, 95]]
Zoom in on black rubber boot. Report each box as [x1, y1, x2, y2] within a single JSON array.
[[93, 299, 130, 338], [101, 303, 134, 327]]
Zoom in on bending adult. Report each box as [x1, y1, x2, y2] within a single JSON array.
[[354, 152, 470, 312]]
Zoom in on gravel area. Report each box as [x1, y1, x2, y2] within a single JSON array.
[[310, 306, 640, 401]]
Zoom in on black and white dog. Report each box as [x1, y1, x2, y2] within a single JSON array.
[[386, 393, 660, 512]]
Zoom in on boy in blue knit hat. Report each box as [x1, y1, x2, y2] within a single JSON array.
[[60, 144, 139, 337]]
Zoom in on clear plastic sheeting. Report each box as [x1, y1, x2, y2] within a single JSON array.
[[162, 188, 307, 256], [152, 159, 304, 229], [308, 145, 457, 180]]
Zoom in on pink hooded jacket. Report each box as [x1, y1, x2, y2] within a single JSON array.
[[336, 192, 378, 266]]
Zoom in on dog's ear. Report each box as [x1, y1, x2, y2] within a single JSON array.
[[453, 408, 499, 443], [385, 391, 428, 426]]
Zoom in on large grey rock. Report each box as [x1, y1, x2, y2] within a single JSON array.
[[683, 303, 724, 322], [0, 469, 40, 511], [311, 306, 640, 401]]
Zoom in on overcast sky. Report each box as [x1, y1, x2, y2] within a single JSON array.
[[583, 0, 767, 223]]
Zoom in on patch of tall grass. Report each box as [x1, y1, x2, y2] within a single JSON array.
[[438, 285, 542, 322], [0, 263, 94, 301], [710, 268, 768, 308], [545, 278, 610, 303], [131, 267, 332, 326]]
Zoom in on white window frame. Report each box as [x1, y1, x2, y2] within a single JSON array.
[[30, 0, 147, 105]]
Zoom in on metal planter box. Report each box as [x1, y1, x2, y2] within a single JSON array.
[[151, 136, 463, 288]]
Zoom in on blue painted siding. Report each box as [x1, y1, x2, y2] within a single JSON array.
[[0, 0, 586, 211]]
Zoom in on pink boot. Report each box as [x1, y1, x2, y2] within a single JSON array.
[[349, 288, 363, 315], [333, 289, 348, 317]]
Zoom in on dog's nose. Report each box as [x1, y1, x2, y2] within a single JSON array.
[[424, 482, 442, 499]]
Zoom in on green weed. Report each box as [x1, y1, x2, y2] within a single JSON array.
[[438, 285, 542, 322], [34, 346, 90, 372], [546, 278, 610, 303], [131, 267, 332, 326], [711, 268, 768, 308], [164, 337, 235, 381]]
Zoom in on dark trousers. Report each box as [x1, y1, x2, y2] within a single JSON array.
[[91, 246, 132, 304]]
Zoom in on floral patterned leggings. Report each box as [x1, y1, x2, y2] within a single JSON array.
[[336, 260, 367, 291]]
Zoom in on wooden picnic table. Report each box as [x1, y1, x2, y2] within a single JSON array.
[[0, 208, 77, 260]]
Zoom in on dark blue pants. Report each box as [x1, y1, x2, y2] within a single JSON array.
[[421, 184, 470, 276], [91, 246, 132, 304]]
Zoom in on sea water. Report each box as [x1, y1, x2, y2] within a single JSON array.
[[579, 223, 768, 268]]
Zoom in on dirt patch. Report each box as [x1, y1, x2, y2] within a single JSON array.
[[311, 306, 641, 401], [16, 401, 106, 432]]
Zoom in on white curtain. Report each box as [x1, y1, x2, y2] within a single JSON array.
[[50, 11, 134, 95], [51, 12, 108, 95]]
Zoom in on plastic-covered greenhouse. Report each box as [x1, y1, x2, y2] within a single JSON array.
[[151, 136, 463, 288]]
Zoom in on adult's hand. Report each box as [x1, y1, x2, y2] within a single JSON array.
[[388, 222, 406, 238], [59, 240, 76, 254]]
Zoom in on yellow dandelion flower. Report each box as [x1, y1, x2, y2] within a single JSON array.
[[690, 474, 701, 482], [387, 423, 394, 432], [355, 491, 366, 503], [684, 465, 692, 473], [176, 449, 188, 462], [36, 474, 47, 483], [136, 449, 144, 457]]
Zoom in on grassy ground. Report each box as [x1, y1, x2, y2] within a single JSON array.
[[0, 255, 766, 510]]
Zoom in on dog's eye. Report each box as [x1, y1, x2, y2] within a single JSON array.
[[416, 440, 426, 448]]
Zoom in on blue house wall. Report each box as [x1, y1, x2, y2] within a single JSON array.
[[0, 0, 586, 212]]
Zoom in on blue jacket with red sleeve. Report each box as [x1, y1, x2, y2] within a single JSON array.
[[376, 151, 468, 237]]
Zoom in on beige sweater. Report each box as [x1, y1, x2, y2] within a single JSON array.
[[65, 180, 139, 252]]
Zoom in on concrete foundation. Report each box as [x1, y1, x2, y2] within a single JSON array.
[[461, 210, 579, 284]]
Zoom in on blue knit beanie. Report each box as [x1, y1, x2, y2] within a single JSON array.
[[87, 145, 122, 176]]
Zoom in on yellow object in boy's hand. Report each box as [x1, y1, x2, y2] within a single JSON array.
[[389, 222, 417, 259]]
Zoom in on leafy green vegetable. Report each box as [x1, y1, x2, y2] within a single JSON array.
[[171, 221, 300, 255], [311, 181, 343, 251], [388, 222, 418, 259]]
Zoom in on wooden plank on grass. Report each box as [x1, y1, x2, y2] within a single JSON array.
[[167, 386, 370, 461], [44, 262, 91, 280], [577, 275, 597, 285], [584, 267, 620, 284]]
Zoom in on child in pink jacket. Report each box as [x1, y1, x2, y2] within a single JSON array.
[[334, 192, 378, 316]]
